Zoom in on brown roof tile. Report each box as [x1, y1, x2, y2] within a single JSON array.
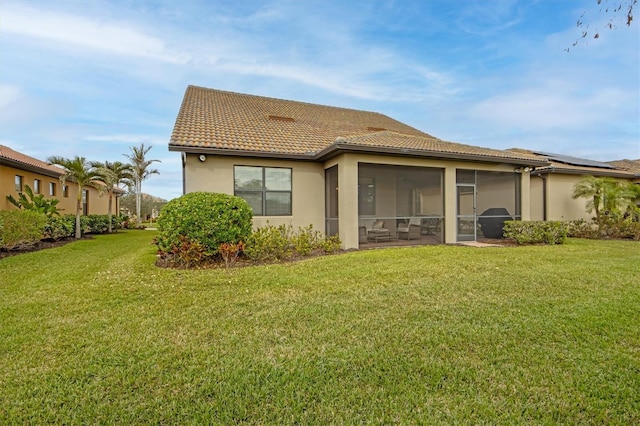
[[335, 132, 545, 163], [0, 144, 64, 177], [170, 86, 545, 165]]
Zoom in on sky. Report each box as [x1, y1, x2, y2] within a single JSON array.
[[1, 0, 638, 201]]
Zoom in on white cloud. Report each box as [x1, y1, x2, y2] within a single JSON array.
[[0, 4, 190, 64]]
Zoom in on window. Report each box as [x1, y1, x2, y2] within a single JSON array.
[[15, 175, 23, 191], [82, 189, 88, 215], [34, 179, 42, 194], [63, 185, 69, 198], [234, 166, 292, 216], [49, 182, 56, 196], [358, 177, 376, 215]]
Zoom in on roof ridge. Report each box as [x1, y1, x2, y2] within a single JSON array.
[[186, 85, 419, 123]]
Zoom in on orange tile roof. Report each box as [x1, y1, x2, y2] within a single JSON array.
[[0, 144, 64, 177], [333, 131, 545, 163], [170, 86, 546, 165]]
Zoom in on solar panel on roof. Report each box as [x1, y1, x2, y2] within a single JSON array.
[[533, 151, 615, 169]]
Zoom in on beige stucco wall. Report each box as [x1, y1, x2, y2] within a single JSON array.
[[1, 164, 113, 215], [529, 175, 545, 221], [184, 153, 326, 231], [544, 174, 591, 221]]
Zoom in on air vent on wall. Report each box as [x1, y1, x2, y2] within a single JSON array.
[[268, 115, 295, 122]]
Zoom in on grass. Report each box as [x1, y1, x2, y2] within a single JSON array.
[[1, 231, 639, 424]]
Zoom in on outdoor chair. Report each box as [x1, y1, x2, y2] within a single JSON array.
[[397, 223, 421, 240], [367, 220, 391, 242]]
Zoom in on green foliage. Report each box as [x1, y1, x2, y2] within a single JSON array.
[[0, 210, 46, 250], [156, 235, 212, 268], [244, 223, 342, 262], [503, 221, 568, 245], [565, 219, 599, 239], [47, 155, 103, 239], [155, 192, 253, 256], [572, 176, 638, 223], [44, 215, 75, 240], [6, 184, 60, 216], [244, 224, 293, 262], [42, 215, 123, 240]]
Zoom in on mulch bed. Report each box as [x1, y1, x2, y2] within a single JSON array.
[[0, 236, 93, 260]]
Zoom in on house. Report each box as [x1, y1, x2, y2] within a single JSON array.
[[509, 149, 638, 221], [0, 145, 120, 216], [169, 86, 551, 249]]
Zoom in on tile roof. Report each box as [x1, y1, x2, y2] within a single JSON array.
[[607, 159, 640, 175], [170, 86, 546, 165], [509, 148, 637, 178], [0, 144, 64, 177], [332, 131, 546, 163]]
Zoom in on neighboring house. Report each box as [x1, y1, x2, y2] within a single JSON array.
[[0, 145, 121, 215], [169, 86, 549, 249], [509, 149, 637, 221]]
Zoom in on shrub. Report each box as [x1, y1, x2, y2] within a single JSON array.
[[244, 223, 342, 262], [503, 221, 567, 245], [0, 210, 47, 250], [84, 215, 110, 234], [44, 215, 75, 240], [159, 235, 212, 268], [219, 241, 246, 268], [244, 224, 293, 262], [155, 192, 253, 256], [565, 219, 599, 239]]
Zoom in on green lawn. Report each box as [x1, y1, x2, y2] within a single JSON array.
[[1, 231, 639, 424]]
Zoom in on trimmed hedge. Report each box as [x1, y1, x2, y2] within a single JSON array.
[[0, 210, 47, 250], [155, 192, 253, 257], [503, 220, 567, 245]]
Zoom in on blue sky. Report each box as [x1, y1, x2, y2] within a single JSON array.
[[1, 0, 638, 200]]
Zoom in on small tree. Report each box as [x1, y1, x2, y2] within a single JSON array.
[[6, 184, 60, 216], [573, 175, 638, 222], [47, 156, 102, 239], [124, 143, 160, 227], [91, 161, 133, 233]]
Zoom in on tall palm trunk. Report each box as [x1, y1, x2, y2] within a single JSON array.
[[136, 180, 142, 227], [75, 188, 82, 239], [107, 191, 113, 233]]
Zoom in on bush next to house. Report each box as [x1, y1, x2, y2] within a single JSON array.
[[244, 223, 341, 263], [0, 210, 47, 250], [503, 220, 568, 245], [155, 192, 253, 267]]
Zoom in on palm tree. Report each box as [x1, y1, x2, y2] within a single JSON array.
[[124, 143, 160, 227], [572, 176, 635, 222], [48, 156, 102, 239], [91, 161, 134, 233]]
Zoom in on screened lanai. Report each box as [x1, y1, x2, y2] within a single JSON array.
[[357, 163, 444, 246]]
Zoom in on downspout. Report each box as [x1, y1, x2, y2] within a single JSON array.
[[181, 152, 186, 195]]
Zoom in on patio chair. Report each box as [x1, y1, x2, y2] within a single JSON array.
[[367, 220, 391, 242], [397, 223, 421, 240]]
